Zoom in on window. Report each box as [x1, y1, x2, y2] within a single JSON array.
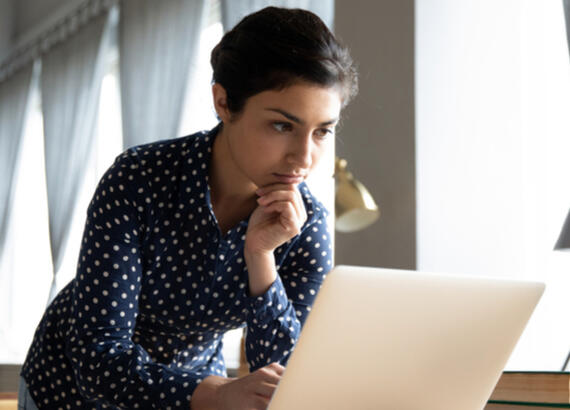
[[0, 0, 250, 368], [0, 45, 123, 364], [179, 1, 223, 137], [0, 82, 51, 363]]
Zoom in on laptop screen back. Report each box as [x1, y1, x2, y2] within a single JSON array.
[[268, 265, 544, 410]]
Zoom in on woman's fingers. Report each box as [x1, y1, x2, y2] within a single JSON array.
[[257, 185, 307, 224], [250, 363, 284, 397], [255, 363, 283, 384], [245, 184, 307, 253], [215, 373, 278, 410], [257, 192, 305, 222], [256, 184, 294, 196], [252, 381, 279, 398], [266, 362, 285, 376], [262, 201, 301, 232], [214, 362, 285, 410]]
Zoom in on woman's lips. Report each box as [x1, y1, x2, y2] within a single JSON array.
[[273, 173, 305, 184]]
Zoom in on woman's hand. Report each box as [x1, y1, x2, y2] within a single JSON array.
[[191, 362, 285, 410], [246, 184, 307, 254], [244, 184, 307, 296]]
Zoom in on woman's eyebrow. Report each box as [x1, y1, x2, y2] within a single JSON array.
[[265, 108, 338, 127]]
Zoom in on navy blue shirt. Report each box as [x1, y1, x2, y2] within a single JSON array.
[[21, 126, 332, 409]]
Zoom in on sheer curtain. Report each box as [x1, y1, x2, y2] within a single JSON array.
[[119, 0, 207, 149], [0, 64, 35, 349], [0, 65, 34, 264], [220, 0, 334, 31], [42, 9, 116, 302]]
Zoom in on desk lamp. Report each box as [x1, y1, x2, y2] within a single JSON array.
[[335, 157, 379, 232], [554, 208, 570, 371]]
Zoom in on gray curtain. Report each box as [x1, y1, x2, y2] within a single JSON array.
[[220, 0, 334, 32], [562, 0, 570, 58], [0, 64, 34, 338], [119, 0, 207, 149], [42, 10, 115, 302], [0, 64, 34, 264]]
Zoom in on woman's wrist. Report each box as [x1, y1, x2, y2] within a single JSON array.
[[243, 248, 277, 297]]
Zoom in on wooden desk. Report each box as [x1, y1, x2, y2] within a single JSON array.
[[484, 371, 570, 409], [0, 393, 17, 410]]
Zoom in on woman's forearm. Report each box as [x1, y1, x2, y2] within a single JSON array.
[[244, 249, 277, 297]]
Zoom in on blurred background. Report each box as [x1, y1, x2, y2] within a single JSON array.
[[0, 0, 569, 392]]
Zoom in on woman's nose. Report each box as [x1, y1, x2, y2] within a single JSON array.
[[287, 134, 312, 169]]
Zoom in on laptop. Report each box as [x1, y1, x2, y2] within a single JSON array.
[[268, 265, 544, 410]]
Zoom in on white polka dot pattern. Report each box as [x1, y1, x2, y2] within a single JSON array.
[[21, 126, 333, 409]]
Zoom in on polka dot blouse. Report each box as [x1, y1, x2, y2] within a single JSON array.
[[21, 125, 332, 409]]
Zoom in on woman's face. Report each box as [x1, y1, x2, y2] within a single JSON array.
[[215, 82, 342, 190]]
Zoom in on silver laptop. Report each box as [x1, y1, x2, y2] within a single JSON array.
[[268, 265, 544, 410]]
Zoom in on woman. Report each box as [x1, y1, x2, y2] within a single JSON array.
[[19, 6, 357, 410]]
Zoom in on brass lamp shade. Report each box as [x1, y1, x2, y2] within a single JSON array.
[[335, 157, 380, 232]]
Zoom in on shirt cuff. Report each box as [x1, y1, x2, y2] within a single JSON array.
[[247, 275, 290, 327]]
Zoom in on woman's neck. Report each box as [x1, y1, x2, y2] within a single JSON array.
[[209, 125, 258, 233]]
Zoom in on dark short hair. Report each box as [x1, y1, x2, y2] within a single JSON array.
[[210, 6, 358, 114]]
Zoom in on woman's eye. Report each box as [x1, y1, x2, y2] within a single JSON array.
[[273, 122, 293, 132], [314, 128, 334, 139]]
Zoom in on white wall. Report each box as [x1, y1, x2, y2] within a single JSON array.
[[416, 0, 524, 276], [417, 0, 570, 370]]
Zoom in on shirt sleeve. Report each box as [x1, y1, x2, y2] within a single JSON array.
[[244, 212, 333, 371], [64, 152, 205, 409]]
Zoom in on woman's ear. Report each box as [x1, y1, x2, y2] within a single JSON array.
[[212, 83, 231, 123]]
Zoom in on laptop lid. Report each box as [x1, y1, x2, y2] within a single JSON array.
[[268, 265, 544, 410]]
